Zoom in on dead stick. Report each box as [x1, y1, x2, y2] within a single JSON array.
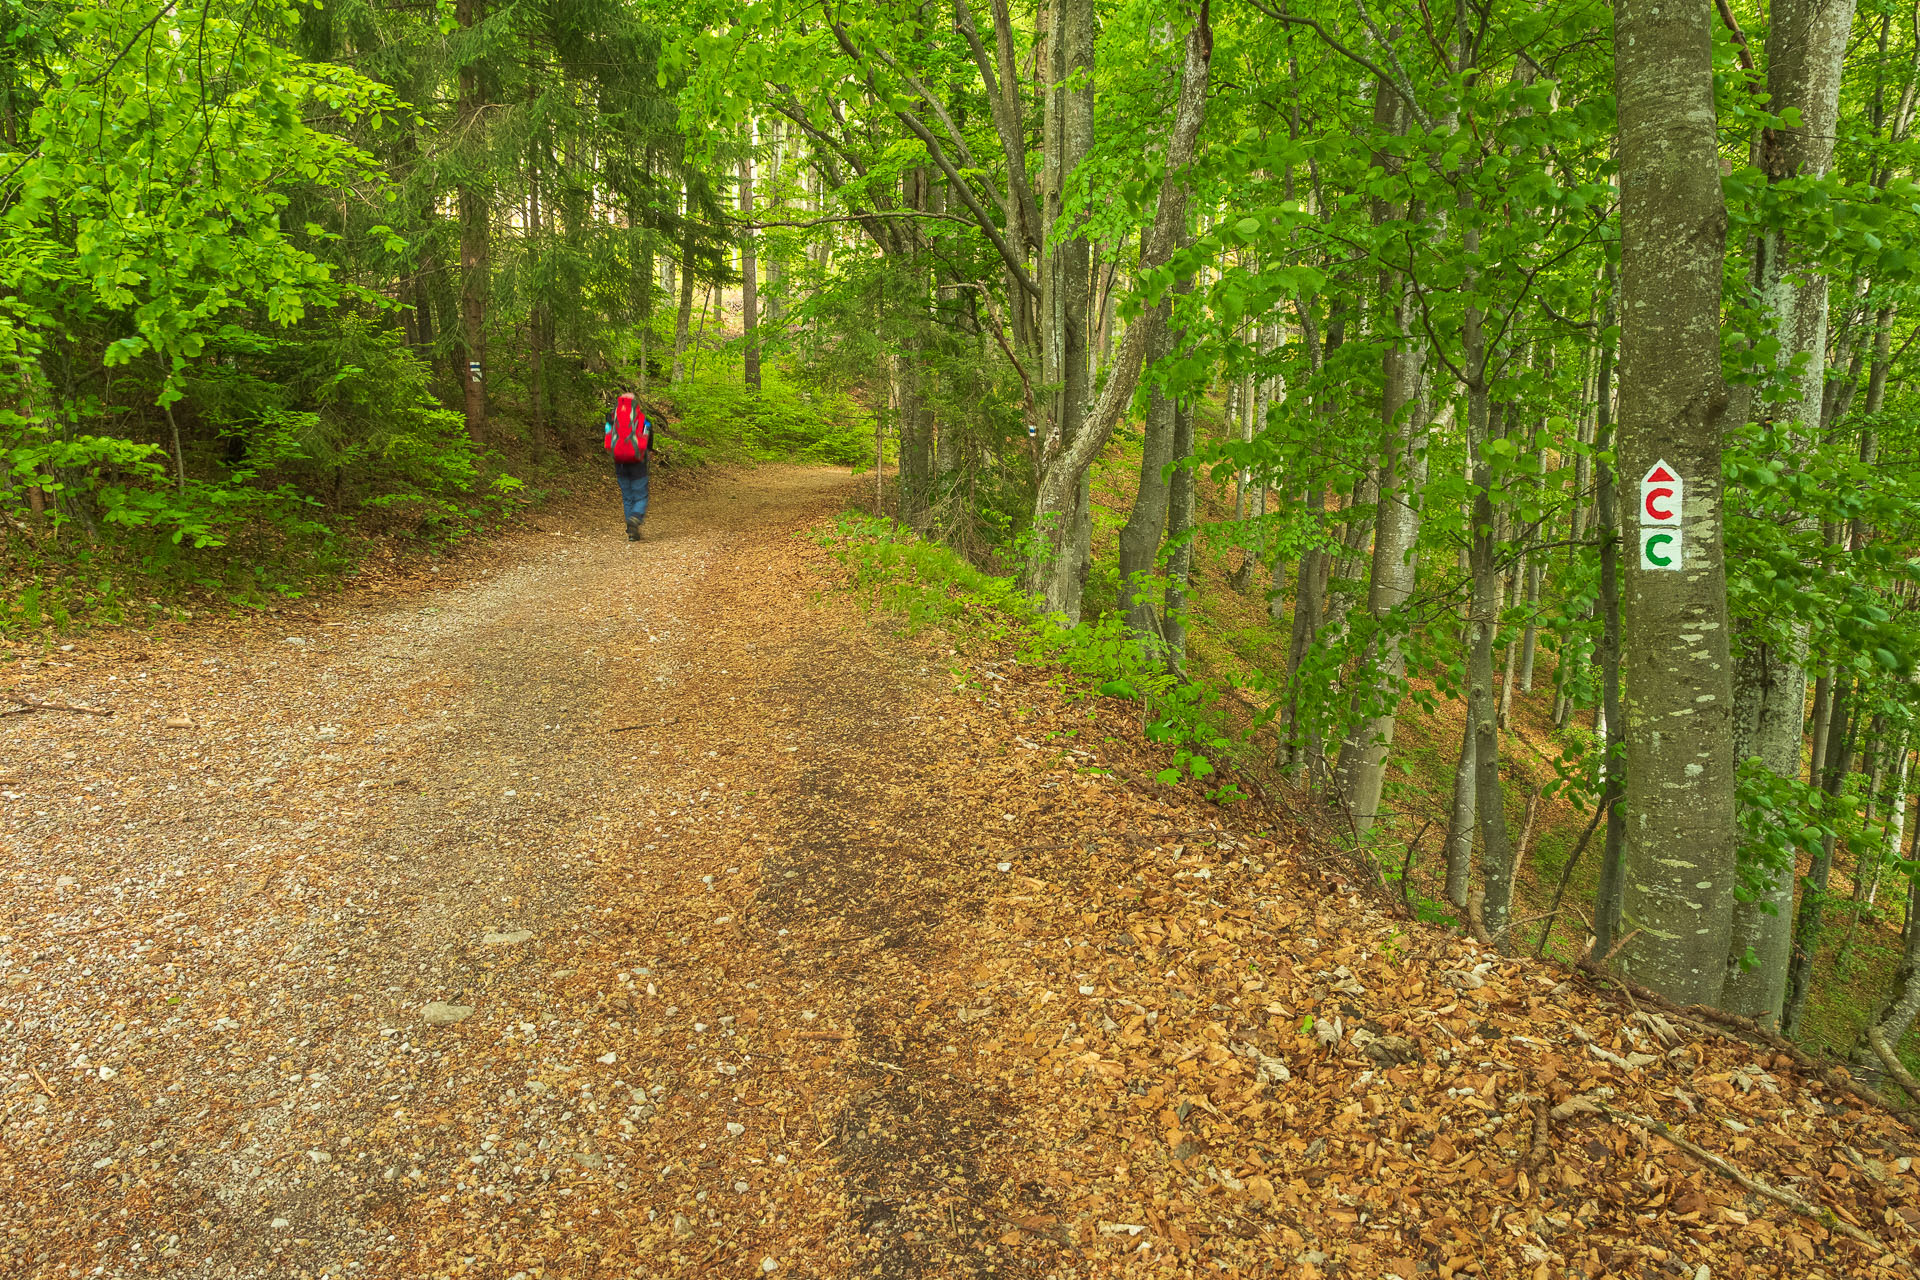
[[1602, 1104, 1909, 1269], [3, 695, 112, 716], [28, 1066, 55, 1099], [1519, 1097, 1550, 1176], [791, 1030, 847, 1041]]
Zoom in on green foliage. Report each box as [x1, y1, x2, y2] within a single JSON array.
[[823, 512, 1240, 795], [668, 360, 873, 468]]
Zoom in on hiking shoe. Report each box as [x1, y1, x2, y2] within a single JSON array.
[[626, 517, 641, 542]]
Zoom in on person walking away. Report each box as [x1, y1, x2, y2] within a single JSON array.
[[604, 392, 652, 540]]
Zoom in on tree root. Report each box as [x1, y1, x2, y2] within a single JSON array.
[[1576, 961, 1919, 1134], [1601, 1104, 1913, 1273], [1867, 1025, 1920, 1106]]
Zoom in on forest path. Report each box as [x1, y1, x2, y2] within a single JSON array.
[[7, 465, 1920, 1280], [1, 465, 1062, 1278]]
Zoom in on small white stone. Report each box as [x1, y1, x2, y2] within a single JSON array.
[[997, 862, 1012, 873], [96, 1066, 117, 1081], [271, 1218, 290, 1230], [734, 1180, 749, 1193], [726, 1122, 745, 1137], [597, 1053, 617, 1065], [761, 1259, 778, 1274]]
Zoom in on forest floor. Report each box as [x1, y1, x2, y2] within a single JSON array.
[[5, 463, 1920, 1279]]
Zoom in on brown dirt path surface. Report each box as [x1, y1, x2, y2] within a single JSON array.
[[4, 465, 1920, 1279]]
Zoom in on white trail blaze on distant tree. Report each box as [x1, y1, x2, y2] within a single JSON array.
[[1609, 0, 1742, 1006]]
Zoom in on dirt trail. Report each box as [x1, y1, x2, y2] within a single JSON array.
[[5, 465, 1920, 1280], [0, 467, 1022, 1277]]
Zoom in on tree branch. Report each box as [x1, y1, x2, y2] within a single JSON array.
[[827, 15, 1042, 299]]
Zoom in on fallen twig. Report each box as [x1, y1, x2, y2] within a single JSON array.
[[28, 1067, 56, 1099], [1599, 927, 1641, 967], [1520, 1097, 1550, 1176], [3, 694, 112, 717], [1601, 1103, 1910, 1269], [792, 1029, 847, 1042]]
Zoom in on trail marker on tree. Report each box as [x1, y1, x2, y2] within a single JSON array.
[[1638, 461, 1683, 570]]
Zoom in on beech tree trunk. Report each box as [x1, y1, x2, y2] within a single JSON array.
[[1722, 0, 1856, 1022], [673, 221, 696, 383], [1333, 194, 1425, 833], [1027, 5, 1210, 621], [1117, 269, 1190, 642], [454, 0, 489, 444], [740, 149, 760, 393], [1591, 276, 1629, 957], [1608, 0, 1743, 1005], [1162, 395, 1196, 671]]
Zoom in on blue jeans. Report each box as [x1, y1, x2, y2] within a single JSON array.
[[614, 461, 650, 520]]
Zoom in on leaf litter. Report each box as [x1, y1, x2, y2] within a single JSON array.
[[0, 464, 1913, 1278]]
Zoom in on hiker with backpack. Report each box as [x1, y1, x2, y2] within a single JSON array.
[[603, 392, 652, 541]]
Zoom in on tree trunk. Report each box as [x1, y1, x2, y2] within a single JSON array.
[[1027, 6, 1210, 621], [673, 223, 696, 383], [1721, 627, 1808, 1026], [1868, 813, 1920, 1056], [1162, 395, 1196, 672], [1609, 0, 1742, 1006], [1591, 273, 1629, 957], [1333, 210, 1426, 835], [1784, 678, 1856, 1038], [1027, 0, 1095, 620], [455, 0, 489, 444], [1469, 392, 1516, 947], [1443, 707, 1476, 909], [740, 149, 760, 393], [528, 143, 548, 438], [1117, 269, 1189, 642], [1722, 0, 1856, 1020]]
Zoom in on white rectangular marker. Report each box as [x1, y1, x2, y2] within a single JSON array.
[[1640, 461, 1682, 525], [1640, 526, 1683, 571]]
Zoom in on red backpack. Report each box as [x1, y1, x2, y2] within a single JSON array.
[[604, 393, 650, 463]]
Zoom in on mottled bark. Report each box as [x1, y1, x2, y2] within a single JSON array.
[[1334, 264, 1426, 833], [1469, 393, 1516, 947], [1609, 0, 1742, 1005], [454, 0, 489, 444], [1784, 679, 1855, 1038], [741, 151, 760, 393], [1162, 396, 1196, 672], [1722, 626, 1808, 1027], [1721, 0, 1855, 1019], [1591, 278, 1629, 956], [672, 220, 696, 383], [1444, 706, 1476, 908], [1117, 271, 1190, 641], [1028, 6, 1210, 620]]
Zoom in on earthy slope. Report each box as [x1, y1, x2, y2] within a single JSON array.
[[2, 464, 1916, 1279]]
